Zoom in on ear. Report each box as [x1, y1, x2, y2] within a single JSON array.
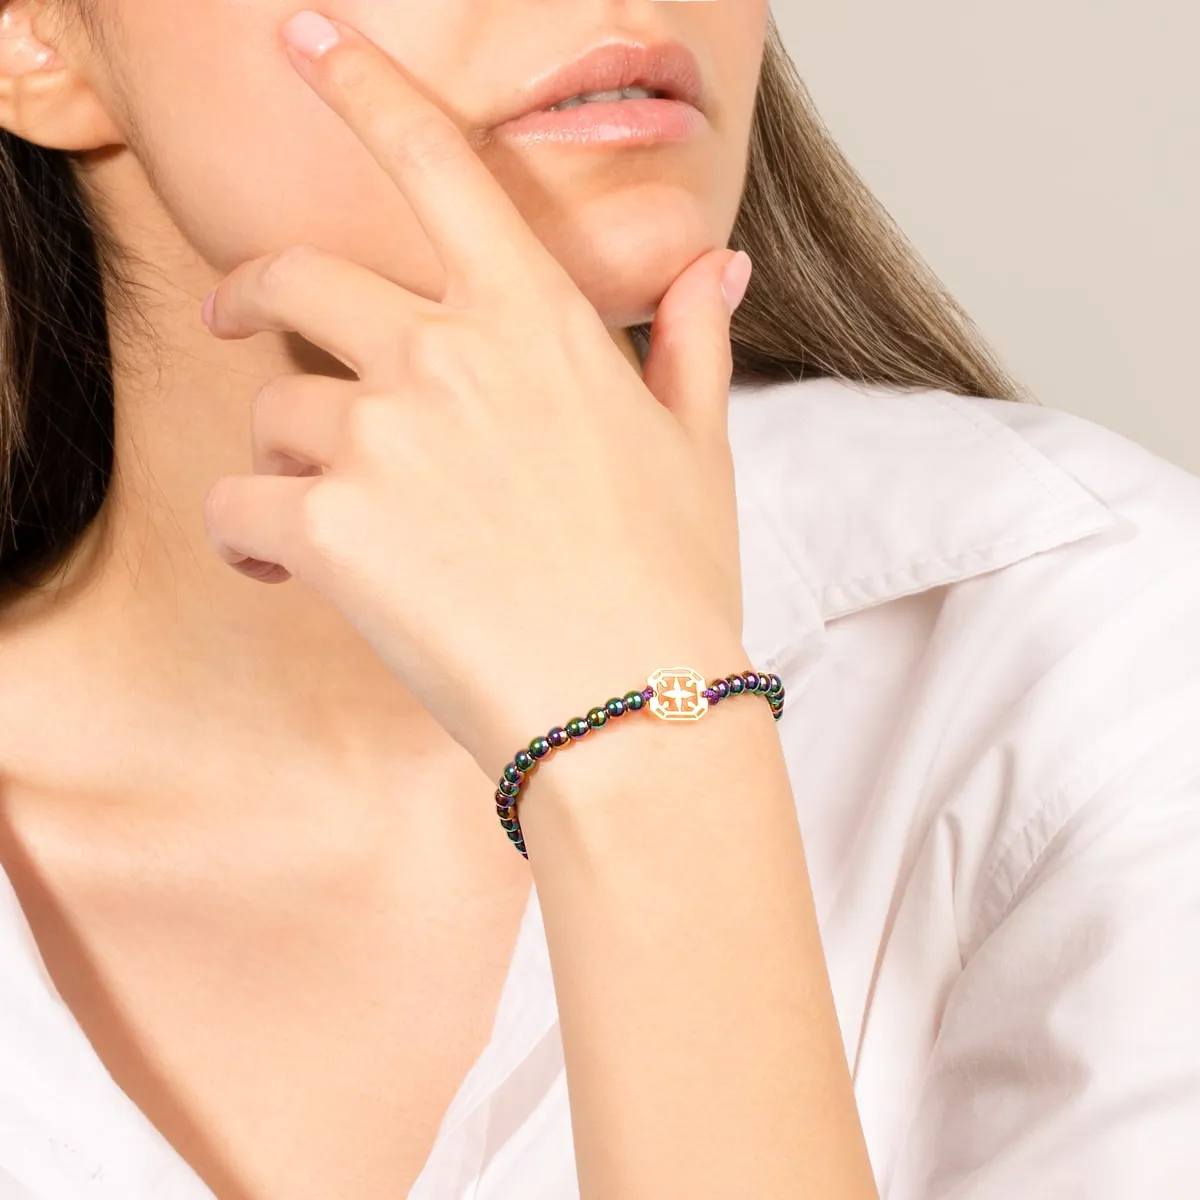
[[0, 0, 122, 150]]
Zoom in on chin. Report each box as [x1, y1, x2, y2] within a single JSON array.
[[526, 186, 723, 328]]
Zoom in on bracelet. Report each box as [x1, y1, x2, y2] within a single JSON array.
[[494, 666, 786, 858]]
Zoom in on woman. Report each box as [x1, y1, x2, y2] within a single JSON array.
[[0, 1, 1196, 1197]]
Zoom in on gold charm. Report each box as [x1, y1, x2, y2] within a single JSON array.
[[646, 666, 709, 722]]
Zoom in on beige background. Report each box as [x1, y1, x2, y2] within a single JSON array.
[[771, 0, 1199, 474]]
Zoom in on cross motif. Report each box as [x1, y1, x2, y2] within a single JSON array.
[[646, 666, 709, 722]]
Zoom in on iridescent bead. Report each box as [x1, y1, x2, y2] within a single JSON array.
[[496, 664, 783, 858]]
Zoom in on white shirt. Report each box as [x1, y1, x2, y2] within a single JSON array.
[[1, 376, 1198, 1198]]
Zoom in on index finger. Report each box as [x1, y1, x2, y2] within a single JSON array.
[[280, 10, 565, 305]]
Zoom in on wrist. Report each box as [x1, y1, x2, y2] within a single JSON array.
[[510, 658, 788, 862], [476, 623, 749, 774]]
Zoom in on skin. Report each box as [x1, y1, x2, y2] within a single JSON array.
[[0, 0, 762, 817], [0, 3, 876, 1199]]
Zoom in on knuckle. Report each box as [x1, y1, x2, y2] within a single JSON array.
[[390, 114, 463, 174], [343, 392, 399, 459], [369, 323, 415, 381], [405, 315, 454, 380], [250, 374, 287, 425], [297, 479, 354, 560], [329, 53, 371, 94], [259, 243, 319, 297], [203, 480, 231, 534], [524, 279, 595, 347]]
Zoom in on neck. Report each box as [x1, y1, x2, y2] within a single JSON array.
[[4, 261, 644, 825]]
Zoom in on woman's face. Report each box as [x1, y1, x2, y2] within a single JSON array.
[[66, 0, 768, 328]]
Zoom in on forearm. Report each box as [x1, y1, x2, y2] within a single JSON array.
[[517, 659, 880, 1200]]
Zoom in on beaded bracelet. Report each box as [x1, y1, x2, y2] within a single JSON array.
[[494, 665, 786, 858]]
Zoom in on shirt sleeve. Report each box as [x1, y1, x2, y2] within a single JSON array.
[[887, 738, 1200, 1198]]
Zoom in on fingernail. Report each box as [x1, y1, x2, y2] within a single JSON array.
[[201, 288, 216, 327], [720, 251, 752, 315], [282, 11, 341, 58]]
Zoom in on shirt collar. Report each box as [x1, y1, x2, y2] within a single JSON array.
[[0, 376, 1123, 1198], [729, 377, 1120, 683], [419, 379, 1125, 1188]]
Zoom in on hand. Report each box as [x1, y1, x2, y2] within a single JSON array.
[[201, 11, 754, 776]]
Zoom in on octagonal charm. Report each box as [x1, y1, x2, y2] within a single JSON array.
[[646, 666, 709, 722]]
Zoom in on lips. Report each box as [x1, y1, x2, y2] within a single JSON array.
[[489, 40, 705, 130]]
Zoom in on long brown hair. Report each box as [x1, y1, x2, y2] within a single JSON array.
[[0, 10, 1027, 601]]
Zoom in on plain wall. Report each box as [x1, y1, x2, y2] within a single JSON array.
[[771, 0, 1199, 474]]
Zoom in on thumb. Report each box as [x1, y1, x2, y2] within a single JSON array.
[[640, 248, 752, 448]]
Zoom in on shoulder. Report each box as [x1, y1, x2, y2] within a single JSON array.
[[959, 391, 1200, 569], [727, 388, 1200, 1195], [730, 375, 1200, 575], [934, 390, 1200, 712], [731, 376, 1200, 929], [729, 376, 1200, 642], [899, 394, 1200, 947]]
